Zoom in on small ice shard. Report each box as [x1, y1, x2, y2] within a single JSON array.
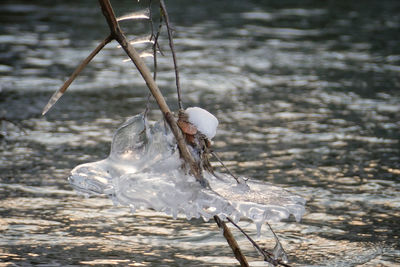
[[271, 227, 288, 263], [69, 112, 305, 230], [185, 107, 218, 139]]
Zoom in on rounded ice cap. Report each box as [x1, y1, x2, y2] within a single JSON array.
[[185, 107, 218, 139]]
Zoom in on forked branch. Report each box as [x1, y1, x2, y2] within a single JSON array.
[[227, 218, 292, 267]]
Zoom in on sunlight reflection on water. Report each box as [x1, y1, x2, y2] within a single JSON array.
[[1, 0, 399, 266]]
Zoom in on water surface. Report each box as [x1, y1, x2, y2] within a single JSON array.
[[1, 0, 399, 266]]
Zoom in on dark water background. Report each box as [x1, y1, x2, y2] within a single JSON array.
[[1, 0, 399, 266]]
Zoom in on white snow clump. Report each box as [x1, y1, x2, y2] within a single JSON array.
[[69, 111, 305, 235], [185, 107, 218, 139]]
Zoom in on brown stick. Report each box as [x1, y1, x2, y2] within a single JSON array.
[[98, 0, 207, 186], [214, 216, 249, 267], [42, 35, 113, 115]]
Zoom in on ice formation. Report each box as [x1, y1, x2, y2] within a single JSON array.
[[69, 112, 305, 234], [185, 107, 218, 139]]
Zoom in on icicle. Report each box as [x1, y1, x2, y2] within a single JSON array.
[[255, 221, 263, 238], [269, 224, 288, 262], [129, 204, 136, 214], [172, 209, 178, 220], [272, 240, 288, 262], [69, 112, 306, 226], [117, 8, 150, 22], [42, 91, 63, 115]]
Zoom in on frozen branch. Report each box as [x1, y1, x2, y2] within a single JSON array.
[[41, 2, 298, 266], [98, 0, 206, 186]]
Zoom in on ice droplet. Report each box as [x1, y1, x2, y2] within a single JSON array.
[[69, 112, 305, 229]]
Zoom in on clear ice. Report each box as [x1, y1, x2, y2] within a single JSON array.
[[69, 113, 306, 233]]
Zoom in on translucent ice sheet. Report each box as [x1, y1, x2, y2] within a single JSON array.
[[69, 113, 305, 231]]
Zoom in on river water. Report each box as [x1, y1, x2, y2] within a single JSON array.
[[1, 0, 399, 266]]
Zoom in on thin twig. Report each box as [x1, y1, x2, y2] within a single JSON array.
[[214, 216, 249, 267], [152, 13, 163, 81], [159, 0, 183, 110], [145, 0, 155, 116], [149, 0, 154, 37], [42, 35, 113, 115], [226, 218, 292, 267]]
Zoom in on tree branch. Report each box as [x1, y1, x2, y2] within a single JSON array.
[[43, 2, 257, 265], [214, 216, 249, 267], [42, 35, 113, 115], [98, 0, 206, 186]]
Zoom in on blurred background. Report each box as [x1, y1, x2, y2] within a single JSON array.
[[0, 0, 399, 266]]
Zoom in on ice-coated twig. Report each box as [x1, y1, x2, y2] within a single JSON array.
[[214, 216, 249, 267], [226, 218, 292, 267], [268, 223, 289, 264], [42, 35, 113, 115], [159, 0, 183, 110]]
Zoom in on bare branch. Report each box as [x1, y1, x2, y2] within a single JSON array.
[[214, 216, 249, 267], [42, 35, 113, 115]]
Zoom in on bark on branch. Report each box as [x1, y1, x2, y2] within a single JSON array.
[[214, 216, 249, 267]]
